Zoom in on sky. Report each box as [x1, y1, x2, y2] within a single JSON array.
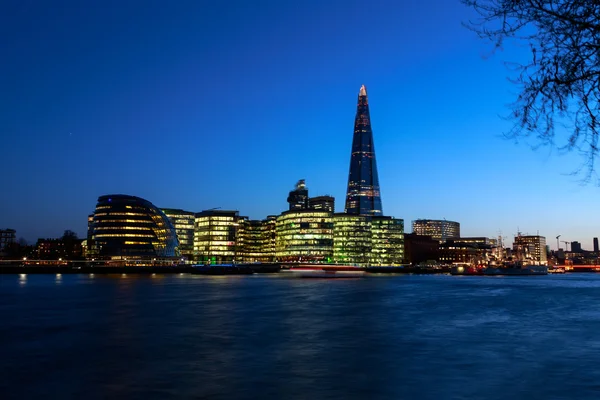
[[1, 0, 598, 250]]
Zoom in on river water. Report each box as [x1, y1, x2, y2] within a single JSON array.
[[1, 273, 600, 399]]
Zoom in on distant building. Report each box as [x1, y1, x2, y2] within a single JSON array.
[[287, 180, 309, 211], [194, 210, 242, 264], [89, 194, 179, 261], [404, 233, 439, 264], [412, 219, 460, 242], [0, 229, 16, 251], [275, 210, 333, 263], [332, 214, 372, 266], [345, 85, 383, 216], [513, 234, 547, 265], [36, 236, 83, 260], [162, 208, 195, 259], [309, 196, 335, 212], [571, 241, 582, 253], [594, 237, 599, 253], [370, 216, 404, 266]]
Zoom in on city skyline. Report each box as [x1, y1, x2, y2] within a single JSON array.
[[2, 1, 599, 249]]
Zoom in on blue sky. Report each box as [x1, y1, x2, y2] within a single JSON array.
[[1, 0, 597, 249]]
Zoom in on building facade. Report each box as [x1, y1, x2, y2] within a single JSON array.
[[403, 233, 439, 265], [332, 214, 372, 266], [370, 217, 404, 266], [193, 210, 241, 264], [344, 85, 383, 216], [412, 219, 460, 242], [513, 234, 547, 264], [89, 194, 179, 260], [275, 210, 333, 263], [162, 208, 195, 260], [0, 229, 16, 251], [309, 196, 335, 212], [287, 179, 309, 211]]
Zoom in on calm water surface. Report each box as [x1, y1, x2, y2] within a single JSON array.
[[1, 273, 600, 399]]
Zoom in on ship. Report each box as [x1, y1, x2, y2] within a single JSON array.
[[483, 260, 547, 276]]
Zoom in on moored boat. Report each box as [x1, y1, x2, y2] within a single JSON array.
[[483, 261, 547, 276]]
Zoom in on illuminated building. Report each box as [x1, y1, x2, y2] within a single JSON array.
[[275, 210, 333, 262], [0, 229, 16, 251], [238, 216, 277, 263], [332, 214, 371, 266], [513, 234, 547, 264], [89, 194, 179, 260], [194, 210, 242, 264], [370, 217, 404, 265], [309, 196, 335, 212], [287, 179, 309, 210], [345, 85, 383, 216], [412, 219, 460, 242], [162, 208, 195, 259]]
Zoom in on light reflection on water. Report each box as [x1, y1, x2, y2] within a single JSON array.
[[1, 273, 600, 399]]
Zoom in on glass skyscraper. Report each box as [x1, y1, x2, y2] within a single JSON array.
[[344, 85, 383, 216]]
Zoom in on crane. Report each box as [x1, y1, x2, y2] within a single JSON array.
[[556, 235, 561, 250], [561, 241, 571, 251]]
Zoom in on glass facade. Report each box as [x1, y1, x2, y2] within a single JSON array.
[[237, 216, 277, 263], [332, 214, 371, 266], [162, 208, 195, 259], [412, 219, 460, 242], [275, 210, 333, 263], [345, 85, 383, 216], [89, 194, 179, 260], [193, 210, 241, 264], [370, 217, 404, 266]]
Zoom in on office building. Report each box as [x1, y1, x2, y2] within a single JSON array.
[[571, 241, 582, 253], [287, 179, 309, 211], [412, 219, 460, 242], [0, 229, 16, 251], [345, 85, 383, 216], [194, 210, 242, 264], [370, 217, 404, 266], [89, 194, 179, 260], [309, 196, 335, 212], [332, 214, 372, 266], [404, 233, 439, 264], [275, 210, 333, 262], [162, 208, 195, 259], [594, 237, 599, 253], [513, 234, 547, 264]]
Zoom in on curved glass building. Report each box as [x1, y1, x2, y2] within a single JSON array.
[[89, 194, 179, 260]]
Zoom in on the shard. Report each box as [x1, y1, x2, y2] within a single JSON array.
[[344, 85, 383, 216]]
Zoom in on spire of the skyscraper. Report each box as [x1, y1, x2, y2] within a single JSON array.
[[344, 85, 383, 216]]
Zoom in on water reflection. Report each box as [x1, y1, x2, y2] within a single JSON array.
[[3, 274, 600, 399]]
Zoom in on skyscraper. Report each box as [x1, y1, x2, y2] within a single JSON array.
[[287, 179, 309, 211], [594, 237, 599, 253], [344, 85, 383, 216]]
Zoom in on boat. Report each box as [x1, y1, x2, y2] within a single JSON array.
[[547, 266, 566, 274], [450, 263, 485, 275], [191, 264, 254, 275], [483, 261, 547, 276], [281, 265, 366, 279]]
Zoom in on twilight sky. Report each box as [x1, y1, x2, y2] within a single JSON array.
[[1, 0, 597, 249]]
